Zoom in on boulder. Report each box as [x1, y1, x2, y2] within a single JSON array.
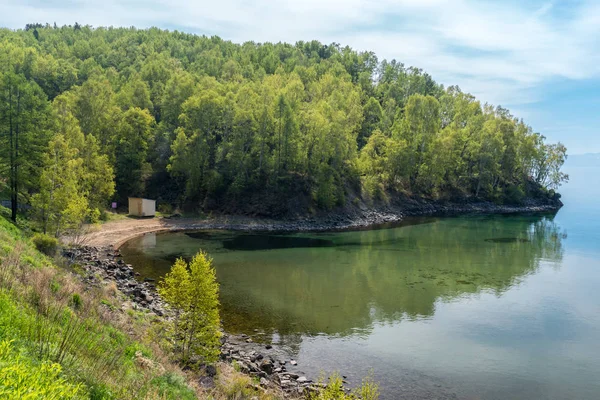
[[259, 359, 274, 375]]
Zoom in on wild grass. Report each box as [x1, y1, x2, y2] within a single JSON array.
[[0, 215, 197, 399]]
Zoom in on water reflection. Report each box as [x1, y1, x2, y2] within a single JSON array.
[[121, 213, 564, 344]]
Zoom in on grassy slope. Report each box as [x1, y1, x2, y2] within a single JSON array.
[[0, 215, 197, 399]]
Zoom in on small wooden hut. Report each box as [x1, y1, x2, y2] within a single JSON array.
[[128, 198, 156, 217]]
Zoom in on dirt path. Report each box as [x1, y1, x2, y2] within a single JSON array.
[[81, 217, 172, 248], [77, 215, 289, 249]]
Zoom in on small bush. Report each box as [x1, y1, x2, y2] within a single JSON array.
[[88, 208, 101, 224], [308, 372, 380, 400], [88, 383, 113, 400], [150, 373, 196, 400], [0, 339, 84, 399], [157, 203, 173, 214], [32, 233, 58, 256], [71, 293, 83, 310], [504, 184, 525, 204]]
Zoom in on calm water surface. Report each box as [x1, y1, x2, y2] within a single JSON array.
[[121, 165, 600, 400]]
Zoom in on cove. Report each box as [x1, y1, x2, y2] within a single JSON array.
[[120, 164, 600, 400]]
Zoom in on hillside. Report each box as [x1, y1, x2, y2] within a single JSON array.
[[0, 24, 567, 226], [0, 212, 294, 399]]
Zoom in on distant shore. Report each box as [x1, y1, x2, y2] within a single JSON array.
[[77, 197, 562, 249]]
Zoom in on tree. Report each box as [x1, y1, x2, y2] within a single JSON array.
[[115, 107, 154, 201], [53, 94, 115, 213], [158, 252, 221, 365], [0, 26, 568, 215], [73, 76, 120, 151], [0, 73, 52, 221], [393, 94, 441, 189], [31, 135, 88, 236], [358, 97, 383, 149], [115, 74, 153, 112], [532, 141, 569, 190], [275, 94, 298, 174]]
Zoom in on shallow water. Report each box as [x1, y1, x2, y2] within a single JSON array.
[[121, 165, 600, 400]]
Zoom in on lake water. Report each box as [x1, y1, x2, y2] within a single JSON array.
[[121, 164, 600, 400]]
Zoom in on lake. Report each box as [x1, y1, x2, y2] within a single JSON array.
[[120, 164, 600, 400]]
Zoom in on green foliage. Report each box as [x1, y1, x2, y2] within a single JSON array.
[[71, 293, 82, 309], [31, 233, 58, 256], [0, 25, 567, 221], [0, 215, 199, 400], [0, 71, 53, 221], [149, 373, 196, 400], [308, 372, 380, 400], [0, 339, 85, 399], [31, 134, 89, 236], [158, 252, 221, 365]]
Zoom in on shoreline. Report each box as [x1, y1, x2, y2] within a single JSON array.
[[67, 199, 561, 397], [78, 199, 562, 249], [65, 245, 331, 397]]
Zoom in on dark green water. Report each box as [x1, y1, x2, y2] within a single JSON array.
[[121, 165, 600, 400]]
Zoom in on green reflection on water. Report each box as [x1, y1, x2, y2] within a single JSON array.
[[120, 213, 564, 342]]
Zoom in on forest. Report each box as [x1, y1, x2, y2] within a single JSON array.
[[0, 24, 568, 235]]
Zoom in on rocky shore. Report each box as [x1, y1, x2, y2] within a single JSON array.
[[64, 245, 334, 397], [226, 197, 563, 233], [79, 196, 562, 249]]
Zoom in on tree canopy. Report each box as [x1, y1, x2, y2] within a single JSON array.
[[0, 24, 568, 222]]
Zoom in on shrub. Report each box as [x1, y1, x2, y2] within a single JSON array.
[[308, 372, 380, 400], [149, 373, 196, 400], [71, 293, 83, 310], [504, 184, 525, 204], [0, 339, 84, 399], [32, 233, 59, 256], [157, 203, 173, 215], [88, 208, 101, 224]]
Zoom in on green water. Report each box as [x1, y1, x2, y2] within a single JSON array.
[[121, 165, 600, 400]]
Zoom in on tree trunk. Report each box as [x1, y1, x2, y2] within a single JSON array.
[[7, 84, 16, 222], [14, 89, 20, 222]]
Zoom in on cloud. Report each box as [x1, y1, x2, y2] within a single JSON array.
[[1, 0, 600, 109]]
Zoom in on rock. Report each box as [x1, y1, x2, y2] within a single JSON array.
[[297, 376, 309, 383], [205, 364, 217, 377], [265, 344, 272, 349], [259, 359, 274, 375], [290, 360, 297, 366], [259, 377, 269, 387], [245, 338, 253, 343]]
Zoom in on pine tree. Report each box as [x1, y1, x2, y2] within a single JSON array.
[[158, 252, 221, 365]]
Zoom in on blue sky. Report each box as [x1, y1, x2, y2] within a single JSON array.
[[1, 0, 599, 154]]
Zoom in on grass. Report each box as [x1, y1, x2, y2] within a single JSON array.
[[0, 215, 197, 399]]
